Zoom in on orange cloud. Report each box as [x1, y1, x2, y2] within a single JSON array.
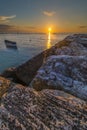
[[43, 11, 56, 16], [78, 25, 87, 29]]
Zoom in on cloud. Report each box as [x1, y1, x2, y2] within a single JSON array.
[[43, 11, 56, 16], [0, 24, 16, 32], [27, 26, 37, 29], [0, 24, 37, 33], [0, 15, 16, 23], [78, 25, 87, 29]]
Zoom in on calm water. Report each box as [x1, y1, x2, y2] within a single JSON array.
[[0, 33, 68, 73]]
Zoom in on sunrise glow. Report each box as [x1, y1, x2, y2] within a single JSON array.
[[48, 27, 52, 32], [0, 1, 87, 33]]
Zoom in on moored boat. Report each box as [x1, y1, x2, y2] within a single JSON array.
[[4, 40, 17, 49]]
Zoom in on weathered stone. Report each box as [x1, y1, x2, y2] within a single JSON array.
[[31, 55, 87, 101], [15, 48, 56, 85], [55, 41, 87, 56], [0, 85, 87, 130], [0, 76, 11, 99]]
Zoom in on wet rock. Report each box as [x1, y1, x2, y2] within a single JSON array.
[[0, 76, 11, 99], [31, 55, 87, 101], [0, 85, 87, 130]]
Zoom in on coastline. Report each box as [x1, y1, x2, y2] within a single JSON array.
[[1, 37, 71, 85], [0, 34, 87, 129]]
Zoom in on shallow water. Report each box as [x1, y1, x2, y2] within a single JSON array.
[[0, 33, 68, 72]]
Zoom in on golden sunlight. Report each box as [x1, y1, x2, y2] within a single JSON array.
[[48, 27, 52, 32], [47, 28, 51, 49]]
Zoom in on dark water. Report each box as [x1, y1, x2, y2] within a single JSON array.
[[0, 34, 68, 72]]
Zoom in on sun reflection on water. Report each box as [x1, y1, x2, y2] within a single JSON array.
[[47, 32, 51, 49], [43, 28, 52, 62]]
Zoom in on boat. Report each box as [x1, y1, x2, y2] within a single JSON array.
[[4, 40, 17, 49]]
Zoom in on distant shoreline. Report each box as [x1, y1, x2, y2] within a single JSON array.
[[0, 32, 73, 35]]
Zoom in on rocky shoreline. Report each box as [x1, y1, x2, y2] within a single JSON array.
[[0, 34, 87, 130]]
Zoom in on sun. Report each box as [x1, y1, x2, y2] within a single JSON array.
[[48, 27, 52, 32]]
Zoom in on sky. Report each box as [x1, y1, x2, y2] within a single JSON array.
[[0, 0, 87, 33]]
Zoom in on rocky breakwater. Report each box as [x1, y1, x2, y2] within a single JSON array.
[[13, 34, 87, 85], [0, 34, 87, 130], [31, 34, 87, 101], [2, 34, 87, 85]]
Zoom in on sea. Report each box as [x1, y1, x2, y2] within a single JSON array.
[[0, 33, 68, 73]]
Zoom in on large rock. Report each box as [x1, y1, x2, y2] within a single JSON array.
[[0, 76, 11, 99], [0, 85, 87, 130], [15, 48, 56, 85], [31, 55, 87, 101], [55, 41, 87, 56]]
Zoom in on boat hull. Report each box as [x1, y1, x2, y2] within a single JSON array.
[[5, 40, 17, 49]]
